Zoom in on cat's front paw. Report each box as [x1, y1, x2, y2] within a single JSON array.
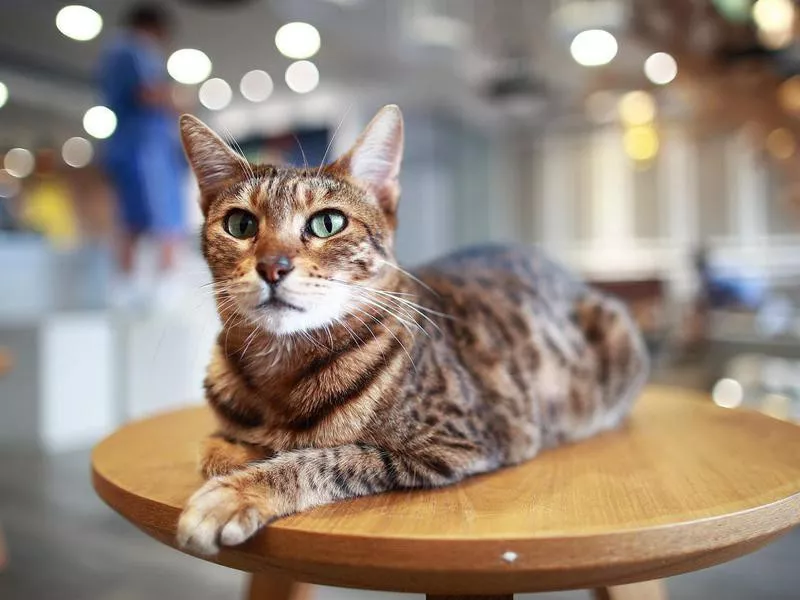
[[176, 476, 274, 555]]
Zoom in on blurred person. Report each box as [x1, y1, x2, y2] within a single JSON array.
[[98, 3, 187, 309], [20, 149, 79, 248]]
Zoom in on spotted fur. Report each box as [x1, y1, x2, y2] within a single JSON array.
[[176, 107, 649, 555]]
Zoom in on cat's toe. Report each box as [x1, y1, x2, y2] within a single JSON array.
[[176, 478, 270, 555], [219, 506, 263, 546]]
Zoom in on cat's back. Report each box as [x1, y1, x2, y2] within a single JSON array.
[[413, 244, 583, 307]]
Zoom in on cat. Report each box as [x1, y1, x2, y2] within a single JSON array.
[[176, 105, 649, 555]]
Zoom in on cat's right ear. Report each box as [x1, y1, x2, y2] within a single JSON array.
[[179, 114, 248, 214]]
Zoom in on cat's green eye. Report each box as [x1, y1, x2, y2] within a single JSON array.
[[224, 209, 258, 239], [307, 210, 347, 239]]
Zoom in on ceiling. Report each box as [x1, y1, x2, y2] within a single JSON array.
[[0, 0, 728, 152]]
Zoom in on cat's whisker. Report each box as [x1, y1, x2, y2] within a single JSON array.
[[323, 324, 334, 351], [239, 324, 261, 364], [336, 317, 364, 348], [317, 103, 352, 177], [349, 292, 429, 340], [349, 305, 417, 373], [366, 291, 446, 333], [328, 278, 416, 298], [329, 277, 447, 326], [344, 308, 379, 343], [221, 125, 256, 181], [377, 259, 440, 298], [293, 134, 309, 171], [348, 291, 416, 327]]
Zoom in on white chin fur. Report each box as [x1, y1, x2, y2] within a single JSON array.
[[247, 284, 353, 335]]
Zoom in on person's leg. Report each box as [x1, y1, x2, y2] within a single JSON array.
[[119, 230, 140, 275], [107, 158, 152, 309], [157, 235, 179, 273]]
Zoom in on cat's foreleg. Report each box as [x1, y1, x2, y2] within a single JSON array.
[[177, 442, 478, 555], [199, 433, 274, 478]]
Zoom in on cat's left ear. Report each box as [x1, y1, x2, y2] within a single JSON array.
[[330, 105, 404, 214], [179, 114, 249, 215]]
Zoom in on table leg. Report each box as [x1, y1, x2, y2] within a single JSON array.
[[246, 570, 314, 600], [426, 596, 513, 600], [592, 580, 668, 600]]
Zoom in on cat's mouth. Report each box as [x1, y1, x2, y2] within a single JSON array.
[[256, 296, 305, 312]]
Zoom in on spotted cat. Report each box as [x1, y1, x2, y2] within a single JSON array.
[[176, 106, 649, 554]]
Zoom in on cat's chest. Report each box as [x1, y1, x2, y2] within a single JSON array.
[[220, 403, 372, 451]]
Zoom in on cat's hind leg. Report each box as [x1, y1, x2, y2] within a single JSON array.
[[573, 291, 650, 425]]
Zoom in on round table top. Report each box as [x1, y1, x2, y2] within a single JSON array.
[[92, 385, 800, 595]]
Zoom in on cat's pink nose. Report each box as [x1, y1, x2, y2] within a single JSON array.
[[257, 256, 294, 285]]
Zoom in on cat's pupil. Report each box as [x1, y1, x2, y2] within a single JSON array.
[[323, 214, 332, 232]]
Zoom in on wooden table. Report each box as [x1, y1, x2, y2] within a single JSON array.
[[91, 386, 800, 599]]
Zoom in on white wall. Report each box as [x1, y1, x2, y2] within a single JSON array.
[[525, 123, 800, 302]]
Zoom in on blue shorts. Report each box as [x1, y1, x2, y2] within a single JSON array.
[[105, 139, 185, 236]]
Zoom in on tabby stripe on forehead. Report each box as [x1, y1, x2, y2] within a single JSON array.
[[287, 337, 403, 431], [254, 176, 271, 208], [206, 387, 264, 429]]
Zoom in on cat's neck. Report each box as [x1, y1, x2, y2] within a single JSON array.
[[217, 270, 419, 375]]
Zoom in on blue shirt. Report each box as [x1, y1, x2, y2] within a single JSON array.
[[98, 33, 185, 234], [99, 33, 178, 159]]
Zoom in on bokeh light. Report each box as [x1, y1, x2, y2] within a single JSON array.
[[623, 125, 660, 162], [198, 78, 232, 111], [644, 52, 678, 85], [167, 49, 212, 85], [0, 82, 7, 109], [712, 378, 744, 408], [83, 105, 117, 139], [752, 0, 795, 49], [275, 22, 321, 59], [711, 0, 753, 22], [570, 30, 618, 67], [618, 91, 656, 126], [766, 128, 796, 160], [4, 148, 35, 178], [61, 136, 93, 168], [285, 61, 320, 94], [240, 70, 273, 102], [56, 5, 103, 41]]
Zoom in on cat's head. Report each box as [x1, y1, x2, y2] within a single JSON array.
[[180, 105, 404, 335]]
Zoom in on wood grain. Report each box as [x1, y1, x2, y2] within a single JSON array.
[[91, 386, 800, 595]]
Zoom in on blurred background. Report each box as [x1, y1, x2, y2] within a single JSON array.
[[1, 0, 800, 598]]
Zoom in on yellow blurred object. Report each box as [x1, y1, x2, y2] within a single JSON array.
[[624, 125, 660, 162], [21, 175, 79, 249], [0, 347, 12, 378], [766, 127, 796, 160], [618, 91, 656, 126], [778, 76, 800, 114]]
